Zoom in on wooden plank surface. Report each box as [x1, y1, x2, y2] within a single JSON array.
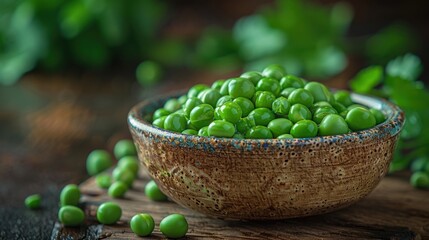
[[76, 170, 429, 240]]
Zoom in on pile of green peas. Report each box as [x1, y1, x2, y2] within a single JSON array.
[[151, 65, 386, 139]]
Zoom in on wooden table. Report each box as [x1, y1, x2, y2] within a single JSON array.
[[48, 170, 426, 240], [1, 72, 428, 240]]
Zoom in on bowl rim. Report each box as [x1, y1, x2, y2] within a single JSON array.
[[128, 90, 405, 147]]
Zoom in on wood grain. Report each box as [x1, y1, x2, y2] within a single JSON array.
[[76, 170, 429, 239]]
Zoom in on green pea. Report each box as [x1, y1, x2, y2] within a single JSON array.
[[267, 118, 293, 138], [208, 120, 235, 138], [334, 90, 353, 107], [290, 120, 318, 138], [117, 156, 139, 177], [280, 75, 305, 89], [240, 71, 262, 85], [310, 101, 332, 113], [347, 104, 368, 111], [112, 167, 135, 187], [216, 95, 233, 107], [25, 194, 41, 209], [153, 108, 171, 121], [217, 102, 242, 124], [114, 139, 137, 159], [256, 77, 281, 96], [160, 214, 188, 239], [370, 108, 386, 124], [288, 104, 312, 123], [410, 156, 429, 173], [152, 116, 167, 129], [197, 88, 222, 108], [236, 116, 256, 134], [198, 126, 209, 137], [187, 84, 209, 98], [280, 87, 297, 98], [233, 97, 254, 117], [174, 108, 185, 115], [108, 181, 128, 198], [97, 202, 122, 225], [164, 98, 181, 112], [331, 101, 347, 113], [183, 97, 203, 117], [228, 78, 255, 99], [211, 80, 225, 91], [96, 174, 112, 189], [60, 184, 81, 207], [318, 114, 349, 136], [178, 95, 188, 105], [145, 180, 168, 201], [214, 107, 222, 120], [182, 129, 198, 135], [345, 107, 376, 131], [164, 113, 187, 133], [248, 108, 275, 126], [245, 126, 273, 139], [86, 150, 113, 176], [313, 106, 338, 124], [219, 79, 232, 95], [272, 97, 290, 116], [410, 172, 429, 189], [277, 134, 294, 139], [304, 82, 332, 103], [262, 64, 286, 80], [190, 104, 214, 130], [58, 206, 85, 227], [130, 213, 155, 237], [288, 88, 314, 108], [254, 91, 276, 109]]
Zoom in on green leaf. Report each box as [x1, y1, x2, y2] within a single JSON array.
[[385, 75, 429, 110], [386, 53, 422, 81], [350, 65, 383, 93]]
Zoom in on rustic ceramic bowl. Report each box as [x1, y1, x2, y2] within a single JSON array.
[[128, 91, 404, 220]]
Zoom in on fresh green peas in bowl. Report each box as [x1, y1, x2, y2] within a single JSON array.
[[128, 64, 405, 220]]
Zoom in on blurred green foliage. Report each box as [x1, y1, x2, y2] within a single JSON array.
[[234, 0, 352, 77], [0, 0, 421, 85], [350, 54, 429, 178], [0, 0, 167, 84]]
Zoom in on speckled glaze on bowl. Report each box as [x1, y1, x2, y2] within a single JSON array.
[[128, 91, 404, 220]]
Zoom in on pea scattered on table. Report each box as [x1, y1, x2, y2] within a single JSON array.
[[86, 149, 113, 176], [117, 156, 139, 177], [97, 202, 122, 225], [96, 174, 112, 189], [145, 180, 168, 201], [60, 184, 81, 207], [130, 213, 155, 237], [25, 194, 41, 210], [58, 206, 85, 227], [160, 213, 189, 239], [114, 139, 137, 159], [108, 181, 128, 198], [112, 167, 135, 187]]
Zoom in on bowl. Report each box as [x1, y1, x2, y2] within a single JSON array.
[[128, 91, 404, 220]]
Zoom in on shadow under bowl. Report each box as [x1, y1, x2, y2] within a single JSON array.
[[128, 91, 404, 220]]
